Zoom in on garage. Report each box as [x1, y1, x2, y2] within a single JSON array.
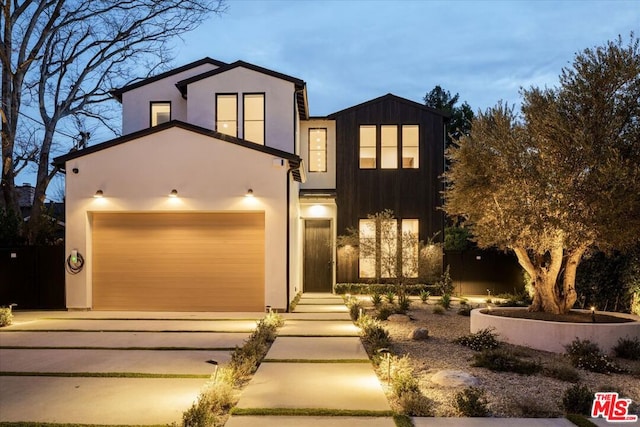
[[92, 212, 265, 312]]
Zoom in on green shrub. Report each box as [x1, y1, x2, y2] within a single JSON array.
[[459, 298, 468, 306], [454, 328, 499, 351], [348, 299, 363, 321], [371, 292, 383, 307], [495, 292, 531, 307], [335, 283, 437, 296], [395, 391, 433, 416], [562, 383, 593, 415], [565, 338, 626, 374], [289, 292, 302, 311], [544, 363, 581, 383], [376, 305, 394, 321], [385, 291, 396, 304], [432, 305, 445, 315], [419, 290, 430, 303], [472, 349, 542, 375], [435, 265, 454, 296], [397, 293, 411, 313], [360, 317, 391, 350], [439, 294, 452, 309], [454, 387, 490, 417], [388, 355, 420, 396], [613, 336, 640, 360], [0, 306, 13, 327], [457, 306, 472, 316], [229, 315, 282, 379], [182, 393, 216, 427]]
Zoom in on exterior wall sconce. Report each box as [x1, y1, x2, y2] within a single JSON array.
[[94, 190, 104, 198], [245, 189, 254, 197], [169, 189, 178, 198]]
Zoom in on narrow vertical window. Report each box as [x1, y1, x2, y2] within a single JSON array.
[[359, 125, 376, 169], [381, 125, 398, 169], [402, 125, 419, 169], [216, 94, 237, 137], [150, 102, 171, 127], [243, 93, 265, 145], [401, 219, 419, 278], [379, 218, 397, 277], [309, 128, 327, 172], [358, 219, 376, 278]]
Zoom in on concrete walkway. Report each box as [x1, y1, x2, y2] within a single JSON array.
[[226, 293, 396, 427], [0, 312, 256, 425]]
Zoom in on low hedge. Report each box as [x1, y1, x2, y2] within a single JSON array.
[[334, 283, 439, 296]]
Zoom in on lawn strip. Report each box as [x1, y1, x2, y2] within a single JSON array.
[[392, 414, 413, 427], [565, 414, 598, 427], [0, 423, 167, 427], [229, 408, 394, 417], [261, 359, 369, 363], [40, 317, 261, 322], [0, 371, 209, 379], [0, 329, 249, 333], [278, 334, 360, 337], [0, 346, 234, 351]]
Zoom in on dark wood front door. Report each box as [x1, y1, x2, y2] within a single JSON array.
[[304, 220, 332, 292]]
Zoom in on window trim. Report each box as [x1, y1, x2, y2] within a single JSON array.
[[308, 128, 327, 173], [215, 93, 238, 137], [242, 92, 265, 145], [359, 125, 377, 169], [150, 101, 171, 127]]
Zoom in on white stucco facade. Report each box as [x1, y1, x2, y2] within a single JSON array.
[[63, 126, 297, 310], [121, 63, 220, 135], [299, 119, 336, 190], [185, 66, 298, 153]]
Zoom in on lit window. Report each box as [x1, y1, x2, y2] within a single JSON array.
[[244, 93, 265, 145], [309, 128, 327, 172], [379, 218, 397, 277], [359, 126, 376, 169], [381, 125, 398, 169], [216, 94, 237, 137], [358, 219, 376, 278], [402, 125, 419, 169], [401, 219, 419, 278], [150, 102, 170, 127]]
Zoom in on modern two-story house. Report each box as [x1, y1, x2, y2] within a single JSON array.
[[54, 58, 447, 312]]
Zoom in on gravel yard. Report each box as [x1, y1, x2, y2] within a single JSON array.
[[361, 297, 640, 418]]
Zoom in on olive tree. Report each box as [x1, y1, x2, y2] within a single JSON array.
[[444, 35, 640, 314]]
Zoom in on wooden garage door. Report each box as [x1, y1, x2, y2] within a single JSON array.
[[92, 212, 264, 311]]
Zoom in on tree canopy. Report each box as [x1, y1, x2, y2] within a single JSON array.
[[1, 0, 226, 244], [443, 34, 640, 314], [424, 85, 474, 147]]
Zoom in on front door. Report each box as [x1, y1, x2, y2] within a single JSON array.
[[303, 219, 332, 292]]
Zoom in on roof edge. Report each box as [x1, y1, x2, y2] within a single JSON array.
[[326, 93, 451, 119]]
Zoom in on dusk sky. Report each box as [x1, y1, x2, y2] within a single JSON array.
[[176, 0, 639, 115]]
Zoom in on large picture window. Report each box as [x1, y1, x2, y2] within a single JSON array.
[[243, 93, 265, 145], [150, 102, 171, 127], [359, 125, 376, 169], [358, 218, 419, 279], [216, 94, 237, 137], [309, 128, 327, 172]]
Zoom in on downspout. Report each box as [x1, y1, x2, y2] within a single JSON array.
[[285, 165, 292, 312]]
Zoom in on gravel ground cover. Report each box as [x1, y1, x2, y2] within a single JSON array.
[[360, 297, 640, 418]]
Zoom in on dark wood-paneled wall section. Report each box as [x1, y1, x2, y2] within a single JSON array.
[[330, 94, 447, 282]]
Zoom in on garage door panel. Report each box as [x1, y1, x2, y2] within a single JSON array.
[[92, 212, 265, 311]]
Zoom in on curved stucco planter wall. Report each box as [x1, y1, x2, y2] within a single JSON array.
[[470, 308, 640, 354]]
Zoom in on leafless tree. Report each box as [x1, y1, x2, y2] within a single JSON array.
[[1, 0, 226, 243]]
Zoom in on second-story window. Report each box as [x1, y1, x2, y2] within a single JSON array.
[[309, 128, 327, 172], [359, 125, 376, 168], [402, 125, 419, 168], [381, 125, 398, 169], [216, 94, 237, 137], [150, 102, 171, 127], [243, 93, 265, 145]]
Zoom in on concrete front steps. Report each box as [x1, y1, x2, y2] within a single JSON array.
[[226, 293, 395, 427]]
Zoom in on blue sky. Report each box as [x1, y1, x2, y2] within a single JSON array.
[[176, 0, 639, 115]]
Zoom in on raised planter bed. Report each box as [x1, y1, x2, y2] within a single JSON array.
[[470, 307, 640, 354]]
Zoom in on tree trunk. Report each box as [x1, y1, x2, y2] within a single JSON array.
[[512, 241, 588, 315]]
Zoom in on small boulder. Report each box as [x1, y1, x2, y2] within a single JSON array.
[[430, 370, 479, 387], [408, 327, 429, 340], [387, 314, 411, 323]]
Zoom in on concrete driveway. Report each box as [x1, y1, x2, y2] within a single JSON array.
[[0, 310, 263, 425]]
